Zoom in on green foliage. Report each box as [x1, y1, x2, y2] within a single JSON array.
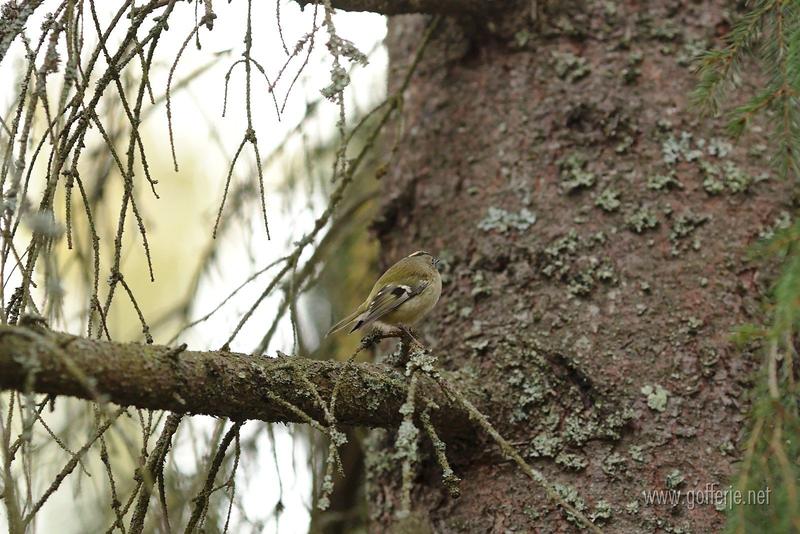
[[726, 221, 800, 532], [725, 383, 800, 533], [693, 0, 800, 179], [692, 3, 800, 530]]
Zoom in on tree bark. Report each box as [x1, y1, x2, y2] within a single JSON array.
[[0, 326, 471, 437], [370, 2, 786, 532]]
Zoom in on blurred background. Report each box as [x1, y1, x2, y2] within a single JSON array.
[[0, 1, 387, 532]]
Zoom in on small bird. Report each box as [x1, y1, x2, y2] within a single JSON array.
[[326, 250, 442, 336]]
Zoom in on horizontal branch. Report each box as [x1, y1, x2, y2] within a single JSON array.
[[294, 0, 512, 16], [0, 326, 472, 437]]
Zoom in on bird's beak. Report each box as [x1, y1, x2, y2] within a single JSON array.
[[433, 257, 441, 269]]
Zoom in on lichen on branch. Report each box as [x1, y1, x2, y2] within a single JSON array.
[[0, 326, 472, 437]]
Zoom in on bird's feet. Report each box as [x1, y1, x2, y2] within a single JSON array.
[[398, 325, 423, 347], [359, 328, 386, 350], [395, 325, 428, 368]]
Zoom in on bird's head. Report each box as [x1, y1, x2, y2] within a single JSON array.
[[408, 250, 439, 269]]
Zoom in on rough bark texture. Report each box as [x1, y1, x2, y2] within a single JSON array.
[[0, 326, 471, 436], [369, 2, 788, 532]]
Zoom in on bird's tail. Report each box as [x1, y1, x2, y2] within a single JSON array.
[[325, 309, 363, 337]]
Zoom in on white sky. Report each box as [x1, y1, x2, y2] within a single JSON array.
[[0, 2, 387, 532]]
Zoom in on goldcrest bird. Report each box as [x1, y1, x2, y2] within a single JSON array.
[[326, 251, 442, 336]]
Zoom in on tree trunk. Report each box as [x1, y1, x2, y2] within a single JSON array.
[[370, 2, 786, 531]]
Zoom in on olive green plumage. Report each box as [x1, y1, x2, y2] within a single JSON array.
[[326, 251, 442, 336]]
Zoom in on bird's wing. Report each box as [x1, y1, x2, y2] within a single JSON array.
[[350, 281, 429, 332]]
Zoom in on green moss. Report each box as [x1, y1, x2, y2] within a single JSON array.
[[557, 404, 631, 447], [573, 204, 592, 224], [551, 51, 591, 82], [662, 131, 702, 164], [523, 506, 541, 521], [590, 499, 613, 524], [508, 368, 547, 423], [700, 160, 725, 195], [646, 171, 683, 191], [669, 212, 710, 241], [758, 210, 792, 240], [568, 270, 595, 297], [478, 206, 537, 233], [556, 451, 589, 471], [514, 29, 532, 47], [585, 232, 605, 247], [641, 384, 669, 412], [602, 452, 627, 476], [621, 51, 643, 84], [699, 150, 760, 195], [625, 206, 659, 233], [540, 230, 617, 298], [595, 188, 621, 212], [601, 406, 635, 437], [363, 377, 392, 411], [722, 161, 752, 192], [649, 20, 680, 41], [628, 445, 646, 463], [718, 439, 735, 456], [566, 260, 617, 297], [707, 137, 733, 157], [564, 416, 599, 446], [685, 316, 703, 335], [656, 118, 673, 132], [559, 152, 596, 193], [676, 39, 708, 67], [542, 230, 580, 278], [655, 130, 753, 206], [615, 134, 635, 154], [527, 433, 563, 458], [596, 264, 615, 282], [494, 339, 631, 474], [748, 143, 768, 158], [554, 483, 587, 526]]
